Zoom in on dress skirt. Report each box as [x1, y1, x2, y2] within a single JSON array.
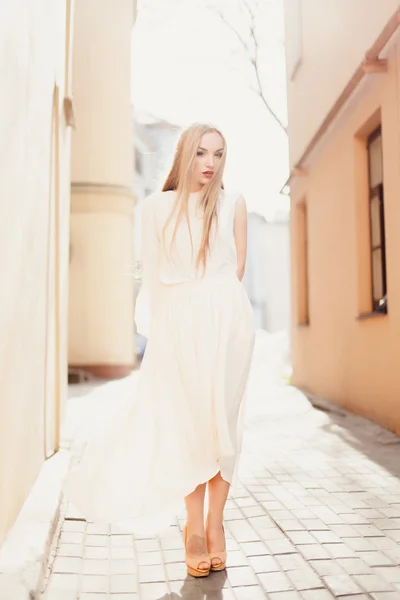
[[63, 272, 255, 534]]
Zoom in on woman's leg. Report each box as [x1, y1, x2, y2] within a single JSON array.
[[206, 472, 229, 566], [184, 483, 209, 569]]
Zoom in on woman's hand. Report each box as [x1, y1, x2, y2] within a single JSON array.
[[236, 266, 245, 281]]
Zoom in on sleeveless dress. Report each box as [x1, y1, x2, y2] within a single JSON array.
[[63, 189, 255, 534]]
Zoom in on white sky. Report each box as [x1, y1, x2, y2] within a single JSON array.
[[131, 0, 290, 220]]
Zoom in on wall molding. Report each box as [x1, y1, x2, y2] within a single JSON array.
[[68, 364, 135, 379], [71, 182, 136, 215]]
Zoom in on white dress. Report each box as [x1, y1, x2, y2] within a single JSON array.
[[63, 189, 255, 534]]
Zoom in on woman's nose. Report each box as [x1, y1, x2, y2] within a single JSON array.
[[206, 155, 214, 168]]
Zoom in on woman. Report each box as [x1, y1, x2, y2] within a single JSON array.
[[63, 123, 255, 578]]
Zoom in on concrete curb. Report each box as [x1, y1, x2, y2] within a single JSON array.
[[305, 390, 400, 444], [0, 450, 71, 600], [303, 391, 348, 416]]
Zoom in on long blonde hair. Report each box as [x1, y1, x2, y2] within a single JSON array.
[[162, 123, 227, 272]]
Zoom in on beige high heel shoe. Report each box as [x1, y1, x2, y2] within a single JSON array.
[[207, 525, 227, 572], [183, 525, 210, 577]]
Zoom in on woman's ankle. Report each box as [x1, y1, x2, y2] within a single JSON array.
[[206, 514, 224, 530]]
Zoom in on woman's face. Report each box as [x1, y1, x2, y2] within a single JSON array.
[[191, 131, 224, 191]]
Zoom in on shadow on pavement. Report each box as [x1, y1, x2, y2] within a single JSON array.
[[318, 404, 400, 478], [157, 570, 228, 600]]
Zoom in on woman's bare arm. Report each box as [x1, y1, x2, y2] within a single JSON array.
[[233, 195, 248, 281]]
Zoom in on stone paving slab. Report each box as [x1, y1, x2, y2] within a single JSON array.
[[41, 364, 400, 599]]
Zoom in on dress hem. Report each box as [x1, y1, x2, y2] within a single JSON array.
[[63, 461, 235, 535]]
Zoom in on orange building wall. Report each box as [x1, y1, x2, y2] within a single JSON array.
[[284, 0, 400, 167], [290, 37, 400, 433]]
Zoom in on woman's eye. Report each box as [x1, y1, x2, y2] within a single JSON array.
[[216, 154, 223, 159], [197, 151, 204, 156]]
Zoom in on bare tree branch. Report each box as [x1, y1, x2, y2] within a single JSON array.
[[212, 6, 252, 57], [246, 0, 287, 132], [209, 0, 287, 134]]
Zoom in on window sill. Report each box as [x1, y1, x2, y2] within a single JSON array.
[[356, 310, 388, 321]]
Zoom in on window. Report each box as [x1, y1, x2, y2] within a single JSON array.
[[367, 127, 387, 313], [295, 199, 309, 325]]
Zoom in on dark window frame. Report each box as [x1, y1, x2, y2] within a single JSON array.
[[367, 126, 387, 314], [296, 199, 310, 326]]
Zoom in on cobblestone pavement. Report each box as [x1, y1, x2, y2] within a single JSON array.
[[43, 352, 400, 599]]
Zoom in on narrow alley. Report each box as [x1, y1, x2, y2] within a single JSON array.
[[43, 334, 400, 600], [2, 2, 400, 600]]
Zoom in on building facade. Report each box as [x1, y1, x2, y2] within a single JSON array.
[[263, 217, 291, 334], [283, 1, 400, 432], [243, 213, 291, 333], [0, 0, 137, 546], [68, 0, 137, 378], [0, 0, 74, 545]]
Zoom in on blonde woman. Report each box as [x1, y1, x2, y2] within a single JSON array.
[[64, 123, 255, 578]]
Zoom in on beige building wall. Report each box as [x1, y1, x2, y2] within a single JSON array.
[[284, 0, 400, 166], [0, 0, 73, 544], [69, 0, 137, 377], [284, 4, 400, 432]]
